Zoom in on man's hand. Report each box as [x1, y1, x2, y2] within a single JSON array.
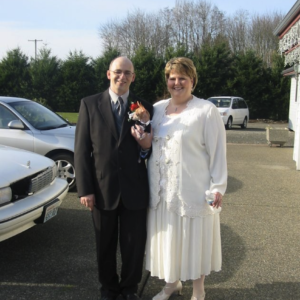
[[131, 124, 153, 149], [80, 194, 95, 211]]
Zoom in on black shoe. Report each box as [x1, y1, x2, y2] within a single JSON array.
[[123, 293, 140, 300]]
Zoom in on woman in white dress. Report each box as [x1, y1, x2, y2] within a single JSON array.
[[146, 57, 227, 300]]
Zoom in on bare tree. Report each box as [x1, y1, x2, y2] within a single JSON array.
[[171, 0, 226, 52], [249, 12, 284, 66], [98, 0, 283, 65], [99, 0, 227, 57], [100, 21, 122, 51], [150, 8, 173, 56], [226, 10, 250, 54], [99, 8, 173, 57]]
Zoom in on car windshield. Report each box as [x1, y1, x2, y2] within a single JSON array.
[[208, 98, 231, 108], [9, 101, 69, 130]]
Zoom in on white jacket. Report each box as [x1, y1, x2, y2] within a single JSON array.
[[147, 96, 227, 218]]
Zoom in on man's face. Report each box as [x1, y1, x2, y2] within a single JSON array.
[[107, 57, 135, 95]]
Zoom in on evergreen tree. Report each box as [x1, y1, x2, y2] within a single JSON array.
[[131, 46, 165, 103], [30, 48, 62, 110], [227, 50, 267, 119], [268, 53, 290, 120], [0, 48, 31, 97], [195, 43, 233, 99], [58, 51, 96, 112], [164, 45, 191, 62]]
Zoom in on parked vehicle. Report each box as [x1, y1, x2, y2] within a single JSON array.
[[0, 145, 68, 242], [0, 97, 76, 190], [207, 96, 249, 129]]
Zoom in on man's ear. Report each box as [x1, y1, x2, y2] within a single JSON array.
[[131, 73, 136, 82], [107, 70, 111, 80]]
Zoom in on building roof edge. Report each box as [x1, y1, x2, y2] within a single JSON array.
[[274, 0, 300, 35]]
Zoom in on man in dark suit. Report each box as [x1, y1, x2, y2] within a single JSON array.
[[74, 56, 153, 300]]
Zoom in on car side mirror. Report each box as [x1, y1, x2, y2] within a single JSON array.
[[8, 120, 25, 129]]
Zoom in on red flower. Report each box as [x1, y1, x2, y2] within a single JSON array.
[[130, 102, 139, 112]]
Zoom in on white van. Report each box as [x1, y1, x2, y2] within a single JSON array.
[[207, 96, 249, 129]]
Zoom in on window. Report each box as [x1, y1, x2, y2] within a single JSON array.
[[232, 99, 238, 109], [0, 106, 17, 129], [238, 99, 248, 109], [9, 101, 67, 130]]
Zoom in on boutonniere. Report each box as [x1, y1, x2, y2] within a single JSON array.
[[128, 101, 140, 121], [128, 101, 151, 129]]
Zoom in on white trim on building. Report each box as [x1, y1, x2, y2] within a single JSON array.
[[274, 0, 300, 170], [294, 93, 300, 169], [289, 76, 298, 131]]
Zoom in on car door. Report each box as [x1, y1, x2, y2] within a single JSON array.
[[231, 98, 241, 124], [238, 98, 249, 121], [0, 105, 35, 152]]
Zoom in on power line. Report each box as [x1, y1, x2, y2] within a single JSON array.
[[28, 39, 43, 59]]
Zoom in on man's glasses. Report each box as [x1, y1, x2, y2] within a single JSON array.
[[110, 70, 134, 77]]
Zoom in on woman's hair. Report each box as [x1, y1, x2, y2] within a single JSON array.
[[165, 57, 198, 91]]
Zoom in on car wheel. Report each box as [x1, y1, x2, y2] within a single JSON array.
[[241, 117, 248, 129], [226, 117, 233, 129], [50, 153, 76, 191]]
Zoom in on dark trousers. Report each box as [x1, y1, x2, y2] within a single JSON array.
[[92, 200, 147, 297]]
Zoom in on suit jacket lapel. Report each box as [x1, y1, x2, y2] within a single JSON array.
[[98, 90, 119, 141]]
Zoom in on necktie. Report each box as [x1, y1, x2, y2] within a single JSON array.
[[117, 96, 124, 116], [115, 96, 124, 134]]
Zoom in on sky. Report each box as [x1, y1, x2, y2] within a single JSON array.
[[0, 0, 298, 61]]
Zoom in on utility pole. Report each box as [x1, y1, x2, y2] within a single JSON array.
[[28, 39, 43, 59]]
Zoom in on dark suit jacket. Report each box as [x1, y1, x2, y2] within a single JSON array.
[[74, 89, 153, 210]]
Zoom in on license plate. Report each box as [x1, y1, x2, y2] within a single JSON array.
[[43, 200, 60, 223]]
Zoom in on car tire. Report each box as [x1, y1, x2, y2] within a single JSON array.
[[50, 153, 76, 191], [226, 117, 233, 130], [241, 117, 248, 129]]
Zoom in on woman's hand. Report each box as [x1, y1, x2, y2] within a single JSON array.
[[131, 124, 153, 150], [213, 192, 223, 209]]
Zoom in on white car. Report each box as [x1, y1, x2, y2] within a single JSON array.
[[0, 145, 69, 242], [0, 97, 76, 190], [207, 96, 249, 129]]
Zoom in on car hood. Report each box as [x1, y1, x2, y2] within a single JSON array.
[[216, 107, 229, 112], [0, 145, 54, 187], [40, 125, 76, 137]]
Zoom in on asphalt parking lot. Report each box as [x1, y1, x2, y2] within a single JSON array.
[[226, 121, 294, 146], [0, 122, 299, 300], [0, 191, 99, 300]]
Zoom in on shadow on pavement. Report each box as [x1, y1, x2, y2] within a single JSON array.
[[226, 176, 244, 194]]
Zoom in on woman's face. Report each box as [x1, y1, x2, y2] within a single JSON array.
[[167, 71, 194, 100]]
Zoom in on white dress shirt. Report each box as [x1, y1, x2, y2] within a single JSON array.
[[109, 89, 129, 109]]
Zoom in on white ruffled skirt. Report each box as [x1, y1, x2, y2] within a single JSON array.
[[145, 199, 222, 283]]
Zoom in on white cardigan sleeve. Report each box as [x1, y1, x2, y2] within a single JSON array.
[[204, 104, 227, 196]]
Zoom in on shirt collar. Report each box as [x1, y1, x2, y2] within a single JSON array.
[[109, 89, 129, 106]]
